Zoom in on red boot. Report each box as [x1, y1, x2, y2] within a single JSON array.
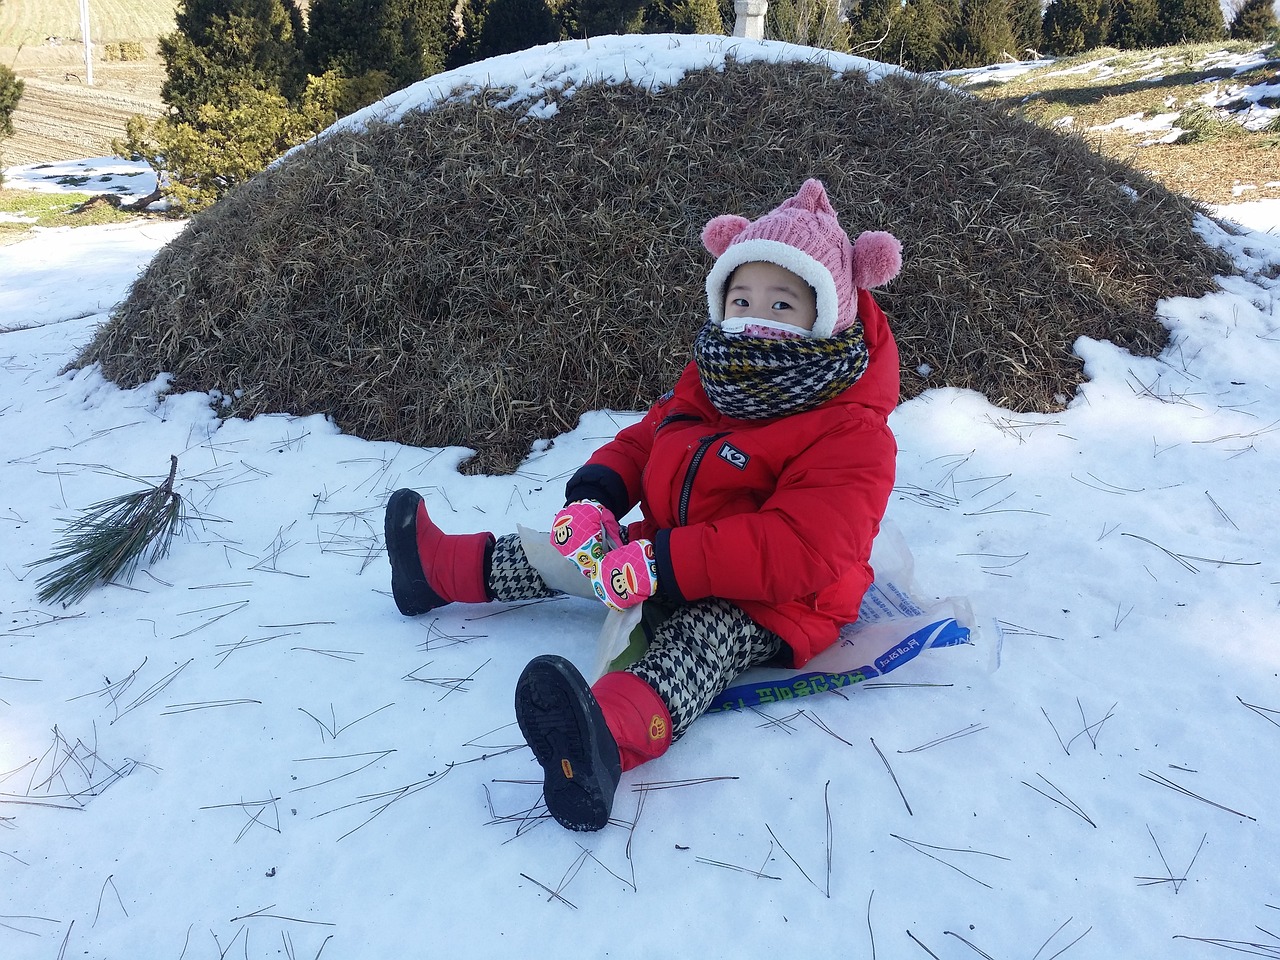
[[515, 655, 621, 832], [513, 659, 672, 832], [384, 488, 494, 616], [592, 671, 673, 771]]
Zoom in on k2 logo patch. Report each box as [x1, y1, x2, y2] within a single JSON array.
[[717, 441, 749, 470]]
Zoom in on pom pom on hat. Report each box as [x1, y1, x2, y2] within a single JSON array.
[[853, 231, 902, 289], [702, 215, 751, 257], [703, 179, 901, 338]]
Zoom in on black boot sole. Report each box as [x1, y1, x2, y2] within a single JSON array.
[[384, 488, 446, 617], [514, 655, 621, 832]]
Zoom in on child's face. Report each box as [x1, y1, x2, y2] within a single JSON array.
[[724, 261, 818, 332]]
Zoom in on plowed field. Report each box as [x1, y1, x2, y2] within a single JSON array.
[[1, 0, 175, 169], [0, 0, 175, 45], [1, 47, 166, 167]]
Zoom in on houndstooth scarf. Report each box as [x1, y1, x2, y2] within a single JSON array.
[[692, 320, 869, 420]]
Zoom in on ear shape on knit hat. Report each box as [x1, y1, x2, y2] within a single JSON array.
[[780, 178, 837, 217], [852, 230, 902, 289], [701, 215, 751, 257]]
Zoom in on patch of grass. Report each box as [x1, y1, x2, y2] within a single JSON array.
[[982, 46, 1253, 123], [972, 40, 1280, 204], [1228, 60, 1280, 94], [1125, 140, 1280, 198], [0, 189, 134, 241], [1173, 102, 1246, 144]]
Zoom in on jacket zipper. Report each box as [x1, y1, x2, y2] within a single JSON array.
[[656, 412, 701, 433], [678, 432, 729, 526]]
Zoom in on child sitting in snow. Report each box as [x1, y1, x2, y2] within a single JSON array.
[[383, 179, 902, 832]]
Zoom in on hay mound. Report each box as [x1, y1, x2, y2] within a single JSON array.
[[79, 55, 1232, 473]]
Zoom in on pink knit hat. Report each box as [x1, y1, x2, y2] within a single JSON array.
[[702, 179, 902, 339]]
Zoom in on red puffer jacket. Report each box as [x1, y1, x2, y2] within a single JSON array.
[[565, 289, 899, 667]]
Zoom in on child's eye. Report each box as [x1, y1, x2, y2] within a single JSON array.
[[772, 301, 791, 311], [731, 297, 750, 308]]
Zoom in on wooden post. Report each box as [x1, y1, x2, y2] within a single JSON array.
[[79, 0, 94, 86]]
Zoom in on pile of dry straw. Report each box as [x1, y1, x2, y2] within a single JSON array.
[[79, 59, 1232, 473]]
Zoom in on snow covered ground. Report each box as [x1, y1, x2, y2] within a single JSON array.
[[4, 36, 1280, 960]]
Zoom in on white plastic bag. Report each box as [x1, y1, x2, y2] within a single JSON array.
[[517, 524, 643, 679]]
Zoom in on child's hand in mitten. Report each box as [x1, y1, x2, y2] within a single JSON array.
[[550, 500, 621, 580], [592, 540, 658, 611]]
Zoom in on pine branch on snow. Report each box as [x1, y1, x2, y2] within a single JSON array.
[[31, 455, 187, 606]]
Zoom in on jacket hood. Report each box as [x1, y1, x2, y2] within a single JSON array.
[[839, 289, 899, 420]]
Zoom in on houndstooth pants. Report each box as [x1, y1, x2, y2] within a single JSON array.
[[488, 533, 784, 737]]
